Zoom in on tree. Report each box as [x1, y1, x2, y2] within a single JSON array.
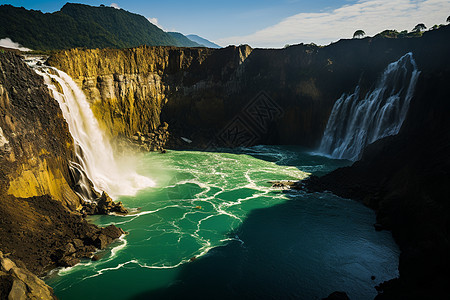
[[412, 23, 426, 32], [447, 16, 450, 23], [353, 30, 365, 39]]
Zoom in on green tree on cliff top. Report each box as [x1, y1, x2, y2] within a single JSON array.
[[412, 23, 427, 32], [353, 30, 365, 38]]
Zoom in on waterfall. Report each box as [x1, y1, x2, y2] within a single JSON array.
[[29, 58, 154, 200], [318, 52, 420, 161]]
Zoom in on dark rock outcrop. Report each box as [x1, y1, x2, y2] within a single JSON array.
[[323, 291, 350, 300], [301, 26, 450, 299], [81, 192, 128, 215]]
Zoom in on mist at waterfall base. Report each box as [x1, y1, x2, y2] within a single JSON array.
[[43, 146, 399, 300], [319, 52, 419, 161], [32, 62, 154, 199]]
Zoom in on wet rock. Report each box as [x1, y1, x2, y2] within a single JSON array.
[[91, 255, 100, 261], [269, 180, 296, 189], [102, 225, 124, 240], [58, 256, 80, 268], [95, 192, 128, 215], [81, 201, 97, 215], [94, 234, 109, 250]]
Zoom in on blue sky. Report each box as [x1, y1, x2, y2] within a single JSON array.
[[1, 0, 450, 47]]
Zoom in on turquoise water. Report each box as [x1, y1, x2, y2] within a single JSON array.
[[46, 146, 399, 299]]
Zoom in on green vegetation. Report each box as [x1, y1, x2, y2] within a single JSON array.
[[412, 23, 427, 32], [353, 30, 365, 39], [375, 29, 422, 38], [167, 32, 203, 47], [0, 3, 202, 50]]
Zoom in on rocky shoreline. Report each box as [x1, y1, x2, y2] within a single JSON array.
[[1, 251, 56, 299]]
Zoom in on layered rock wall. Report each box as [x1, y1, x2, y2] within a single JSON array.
[[47, 32, 447, 150], [0, 51, 80, 210], [0, 51, 124, 277]]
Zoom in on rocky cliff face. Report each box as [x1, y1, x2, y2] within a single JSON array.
[[302, 26, 450, 299], [0, 51, 125, 278], [47, 46, 214, 138], [0, 52, 80, 210], [45, 26, 450, 298], [47, 29, 448, 151]]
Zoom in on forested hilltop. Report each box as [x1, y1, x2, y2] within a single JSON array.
[[0, 3, 203, 50]]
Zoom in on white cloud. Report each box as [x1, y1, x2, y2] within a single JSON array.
[[147, 17, 164, 30], [0, 38, 31, 51], [217, 0, 450, 48], [110, 3, 120, 9]]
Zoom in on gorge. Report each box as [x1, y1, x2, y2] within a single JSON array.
[[0, 19, 449, 300]]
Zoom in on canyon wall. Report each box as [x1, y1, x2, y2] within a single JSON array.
[[48, 25, 450, 298], [303, 26, 450, 299], [48, 28, 448, 150], [0, 51, 123, 280], [0, 51, 80, 210]]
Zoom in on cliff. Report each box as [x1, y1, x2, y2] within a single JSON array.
[[0, 51, 80, 210], [301, 27, 450, 299], [43, 26, 450, 298], [0, 51, 125, 281], [48, 27, 450, 151]]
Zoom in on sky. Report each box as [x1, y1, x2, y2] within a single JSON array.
[[1, 0, 449, 48]]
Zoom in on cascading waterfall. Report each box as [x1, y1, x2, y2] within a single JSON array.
[[28, 58, 154, 200], [318, 52, 420, 161]]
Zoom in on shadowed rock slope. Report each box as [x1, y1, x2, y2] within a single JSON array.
[[301, 27, 450, 299]]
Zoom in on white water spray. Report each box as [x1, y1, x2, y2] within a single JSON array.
[[319, 52, 420, 161], [29, 58, 154, 199]]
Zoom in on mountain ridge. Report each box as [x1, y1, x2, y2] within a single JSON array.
[[187, 34, 221, 48], [0, 3, 200, 50]]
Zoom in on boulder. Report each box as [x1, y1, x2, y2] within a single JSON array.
[[95, 192, 128, 215], [91, 255, 100, 261], [58, 256, 80, 268], [102, 225, 124, 240], [64, 243, 76, 254], [94, 234, 109, 250], [8, 279, 26, 300], [9, 266, 54, 299], [72, 239, 84, 249], [1, 257, 16, 272]]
